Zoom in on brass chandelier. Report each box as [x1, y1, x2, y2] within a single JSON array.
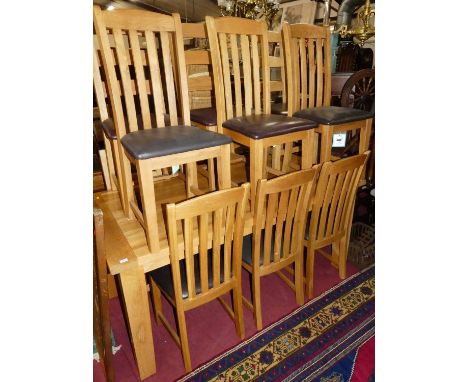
[[336, 0, 375, 46], [217, 0, 280, 29]]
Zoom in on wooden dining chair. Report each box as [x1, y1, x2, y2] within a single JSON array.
[[242, 167, 319, 330], [205, 16, 318, 210], [148, 184, 249, 372], [94, 7, 233, 253], [282, 23, 374, 169], [93, 208, 114, 382], [268, 30, 299, 173], [182, 22, 246, 191], [304, 152, 370, 298]]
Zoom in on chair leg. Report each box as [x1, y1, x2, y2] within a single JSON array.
[[252, 273, 262, 330], [338, 235, 348, 280], [319, 124, 333, 163], [294, 256, 304, 305], [232, 285, 245, 339], [175, 308, 192, 372], [207, 158, 216, 191], [305, 246, 315, 299], [150, 278, 162, 326]]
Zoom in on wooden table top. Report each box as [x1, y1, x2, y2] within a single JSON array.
[[94, 188, 253, 276]]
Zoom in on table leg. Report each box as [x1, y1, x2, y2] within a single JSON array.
[[119, 267, 156, 379]]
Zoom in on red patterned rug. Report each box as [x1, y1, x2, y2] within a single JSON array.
[[176, 266, 375, 382]]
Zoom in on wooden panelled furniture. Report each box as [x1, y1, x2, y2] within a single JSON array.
[[282, 23, 374, 167], [304, 152, 369, 298], [242, 168, 319, 330], [93, 208, 114, 382], [149, 184, 249, 371], [206, 16, 318, 209], [94, 7, 233, 254]]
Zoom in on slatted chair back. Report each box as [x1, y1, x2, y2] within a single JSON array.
[[252, 168, 318, 271], [93, 36, 121, 193], [181, 23, 214, 110], [166, 184, 249, 306], [282, 23, 332, 115], [93, 208, 114, 382], [93, 6, 191, 143], [205, 16, 271, 127], [307, 152, 369, 248], [267, 31, 287, 104]]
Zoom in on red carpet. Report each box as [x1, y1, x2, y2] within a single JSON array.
[[94, 252, 361, 381]]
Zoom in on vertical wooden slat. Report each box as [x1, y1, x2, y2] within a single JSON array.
[[283, 186, 299, 258], [160, 31, 177, 126], [113, 29, 138, 132], [219, 33, 234, 119], [251, 35, 261, 115], [316, 37, 324, 107], [145, 31, 166, 127], [318, 173, 337, 240], [332, 170, 352, 236], [263, 193, 278, 267], [93, 43, 109, 121], [299, 38, 307, 110], [293, 39, 300, 112], [230, 34, 243, 117], [260, 30, 270, 114], [224, 203, 236, 282], [173, 13, 191, 126], [240, 34, 253, 116], [307, 38, 316, 108], [198, 213, 209, 293], [323, 29, 332, 106], [212, 208, 222, 287], [273, 190, 289, 263], [326, 172, 345, 237], [129, 30, 151, 129], [183, 218, 196, 298]]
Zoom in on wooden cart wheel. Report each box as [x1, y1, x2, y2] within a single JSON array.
[[338, 69, 375, 185], [340, 68, 375, 111]]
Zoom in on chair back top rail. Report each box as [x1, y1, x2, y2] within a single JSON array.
[[252, 167, 319, 269], [282, 22, 332, 115], [166, 184, 249, 304], [205, 16, 270, 129], [308, 152, 369, 247], [93, 6, 190, 140]]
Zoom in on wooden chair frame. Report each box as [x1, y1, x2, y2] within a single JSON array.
[[94, 7, 232, 253], [150, 184, 249, 371], [304, 152, 369, 298], [206, 16, 315, 209], [243, 168, 319, 330], [282, 23, 373, 167], [93, 36, 123, 199]]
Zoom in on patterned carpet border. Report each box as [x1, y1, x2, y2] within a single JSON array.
[[177, 265, 375, 382]]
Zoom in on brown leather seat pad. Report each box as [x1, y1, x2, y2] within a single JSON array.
[[293, 106, 373, 125]]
